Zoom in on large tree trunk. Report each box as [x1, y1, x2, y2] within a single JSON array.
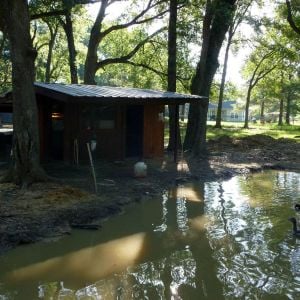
[[167, 0, 181, 151], [84, 0, 108, 84], [83, 0, 167, 85], [184, 0, 212, 152], [2, 0, 46, 186], [184, 0, 237, 155], [61, 11, 78, 84]]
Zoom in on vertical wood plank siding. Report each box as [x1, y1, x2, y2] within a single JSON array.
[[143, 104, 164, 158]]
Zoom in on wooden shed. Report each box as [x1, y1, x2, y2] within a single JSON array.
[[1, 83, 206, 162]]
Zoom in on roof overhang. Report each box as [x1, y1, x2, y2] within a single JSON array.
[[34, 83, 207, 105], [0, 83, 208, 107]]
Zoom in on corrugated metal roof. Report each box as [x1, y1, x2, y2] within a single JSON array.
[[35, 82, 205, 101]]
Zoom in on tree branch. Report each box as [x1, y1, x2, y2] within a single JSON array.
[[97, 27, 166, 69], [112, 60, 190, 85], [286, 0, 300, 35], [249, 50, 275, 87], [30, 10, 68, 21], [124, 61, 166, 77], [232, 1, 252, 36], [253, 64, 277, 86], [35, 42, 48, 52], [100, 0, 168, 39]]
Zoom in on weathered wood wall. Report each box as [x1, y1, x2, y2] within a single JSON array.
[[143, 104, 164, 158], [37, 98, 165, 162]]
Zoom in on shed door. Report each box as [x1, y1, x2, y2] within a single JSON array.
[[51, 104, 64, 160], [126, 105, 144, 157]]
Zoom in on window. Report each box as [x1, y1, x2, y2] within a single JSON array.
[[82, 105, 116, 130], [96, 106, 116, 129]]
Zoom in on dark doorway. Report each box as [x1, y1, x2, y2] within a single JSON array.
[[126, 105, 144, 157], [51, 104, 64, 160]]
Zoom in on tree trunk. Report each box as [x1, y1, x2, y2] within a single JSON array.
[[184, 0, 213, 152], [286, 0, 300, 35], [243, 85, 252, 129], [215, 25, 233, 129], [2, 0, 46, 186], [285, 89, 291, 125], [278, 72, 284, 126], [278, 98, 284, 126], [184, 0, 237, 155], [84, 33, 101, 84], [260, 98, 265, 124], [167, 0, 181, 151], [84, 0, 108, 84], [243, 52, 276, 129], [45, 22, 58, 83], [61, 11, 78, 84]]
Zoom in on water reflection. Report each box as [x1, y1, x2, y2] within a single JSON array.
[[0, 171, 300, 299], [73, 248, 196, 300], [4, 233, 148, 285], [205, 171, 300, 299]]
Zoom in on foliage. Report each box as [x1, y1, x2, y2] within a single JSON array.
[[241, 2, 300, 124], [0, 32, 11, 93]]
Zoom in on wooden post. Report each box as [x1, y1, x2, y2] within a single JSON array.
[[174, 104, 179, 163], [74, 139, 79, 165], [87, 142, 97, 193]]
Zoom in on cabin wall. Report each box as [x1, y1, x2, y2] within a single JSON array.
[[77, 104, 124, 161], [37, 99, 165, 163], [143, 104, 164, 158], [64, 103, 79, 162], [38, 96, 66, 161], [37, 98, 50, 161]]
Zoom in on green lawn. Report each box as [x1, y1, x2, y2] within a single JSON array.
[[164, 120, 300, 143], [206, 121, 300, 141]]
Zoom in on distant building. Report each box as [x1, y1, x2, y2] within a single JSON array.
[[0, 112, 12, 125], [207, 101, 245, 122]]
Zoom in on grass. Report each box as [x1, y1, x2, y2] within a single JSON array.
[[164, 119, 300, 143], [206, 121, 300, 141]]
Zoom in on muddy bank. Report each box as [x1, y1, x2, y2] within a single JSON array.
[[0, 134, 299, 254]]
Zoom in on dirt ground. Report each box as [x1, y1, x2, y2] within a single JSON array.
[[0, 134, 300, 255]]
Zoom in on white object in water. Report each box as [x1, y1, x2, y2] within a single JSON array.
[[134, 161, 147, 178]]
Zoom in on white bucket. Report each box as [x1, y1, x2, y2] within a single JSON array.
[[134, 161, 147, 178]]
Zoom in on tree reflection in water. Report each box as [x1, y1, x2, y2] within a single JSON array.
[[1, 171, 300, 300], [205, 171, 300, 299], [74, 249, 196, 300]]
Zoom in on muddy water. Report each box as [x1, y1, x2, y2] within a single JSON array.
[[0, 171, 300, 299]]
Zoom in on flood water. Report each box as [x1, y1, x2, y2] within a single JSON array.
[[1, 170, 300, 299]]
